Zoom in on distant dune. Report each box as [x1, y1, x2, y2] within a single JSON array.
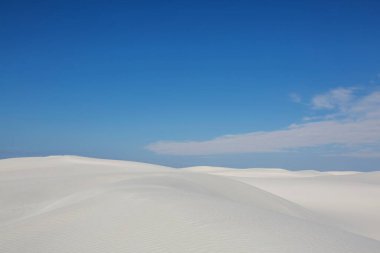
[[0, 156, 379, 252]]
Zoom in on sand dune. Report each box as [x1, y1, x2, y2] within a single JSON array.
[[0, 156, 379, 252], [185, 165, 380, 241]]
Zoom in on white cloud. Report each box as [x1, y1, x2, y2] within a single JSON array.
[[146, 89, 380, 157], [350, 91, 380, 118], [311, 87, 355, 110]]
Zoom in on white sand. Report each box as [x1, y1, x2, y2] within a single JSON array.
[[0, 156, 379, 252], [184, 166, 380, 241]]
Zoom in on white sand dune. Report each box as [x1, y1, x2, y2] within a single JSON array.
[[0, 156, 379, 252], [184, 166, 380, 241]]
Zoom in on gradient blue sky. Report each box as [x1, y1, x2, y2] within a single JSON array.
[[1, 0, 380, 170]]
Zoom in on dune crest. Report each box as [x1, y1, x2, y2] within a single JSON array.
[[0, 156, 379, 252]]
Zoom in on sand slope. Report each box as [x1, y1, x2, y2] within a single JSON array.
[[184, 166, 380, 241], [0, 156, 379, 252]]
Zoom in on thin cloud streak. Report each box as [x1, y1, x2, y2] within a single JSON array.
[[147, 89, 380, 156], [311, 87, 355, 110]]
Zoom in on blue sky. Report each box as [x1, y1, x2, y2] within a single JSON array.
[[1, 0, 380, 170]]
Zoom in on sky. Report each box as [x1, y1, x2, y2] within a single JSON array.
[[1, 0, 380, 170]]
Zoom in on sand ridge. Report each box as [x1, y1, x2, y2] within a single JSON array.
[[0, 156, 379, 252]]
